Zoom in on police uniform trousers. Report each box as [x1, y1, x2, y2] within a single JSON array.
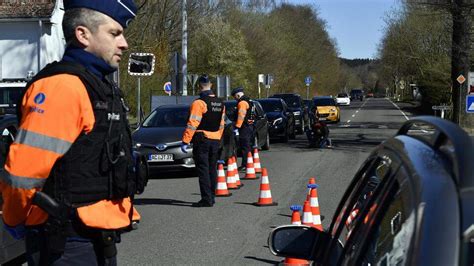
[[238, 125, 254, 168], [192, 138, 220, 204], [25, 215, 118, 266]]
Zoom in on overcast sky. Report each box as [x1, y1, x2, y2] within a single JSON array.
[[288, 0, 401, 59]]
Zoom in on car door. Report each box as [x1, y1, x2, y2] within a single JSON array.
[[252, 101, 268, 147]]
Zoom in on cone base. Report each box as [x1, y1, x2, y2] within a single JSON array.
[[228, 186, 241, 190], [242, 176, 259, 180], [215, 193, 232, 197], [253, 202, 278, 207]]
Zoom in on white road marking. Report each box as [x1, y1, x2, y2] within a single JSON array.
[[355, 110, 359, 113], [351, 114, 355, 117], [347, 120, 351, 123], [388, 99, 410, 120]]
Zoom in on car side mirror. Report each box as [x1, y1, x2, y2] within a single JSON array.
[[128, 53, 156, 76], [268, 225, 331, 261]]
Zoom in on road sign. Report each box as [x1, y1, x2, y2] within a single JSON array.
[[164, 81, 172, 96], [467, 95, 474, 113], [305, 76, 312, 86], [457, 74, 466, 84]]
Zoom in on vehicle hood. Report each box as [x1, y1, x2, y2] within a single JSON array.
[[132, 127, 185, 144], [266, 112, 283, 120], [317, 106, 337, 113], [287, 107, 301, 112]]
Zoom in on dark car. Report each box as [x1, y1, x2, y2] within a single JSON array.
[[350, 89, 364, 101], [269, 116, 474, 266], [132, 104, 235, 174], [0, 113, 25, 265], [224, 100, 270, 150], [256, 98, 295, 142], [270, 93, 309, 134]]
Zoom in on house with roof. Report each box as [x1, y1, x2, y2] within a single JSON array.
[[0, 0, 64, 81]]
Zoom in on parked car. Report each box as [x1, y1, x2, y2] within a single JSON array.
[[350, 89, 364, 101], [0, 112, 25, 265], [269, 116, 474, 266], [335, 93, 351, 106], [270, 93, 309, 134], [132, 104, 236, 174], [312, 96, 340, 123], [366, 92, 374, 98], [224, 100, 270, 150], [256, 98, 295, 142]]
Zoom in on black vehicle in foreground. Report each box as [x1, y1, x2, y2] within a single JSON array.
[[269, 116, 474, 265], [256, 98, 295, 142], [270, 93, 308, 134], [132, 104, 236, 174], [224, 100, 270, 151]]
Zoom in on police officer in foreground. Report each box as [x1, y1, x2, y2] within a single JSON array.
[[181, 75, 226, 207], [0, 0, 140, 264], [231, 87, 255, 171]]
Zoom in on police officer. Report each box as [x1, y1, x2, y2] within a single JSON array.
[[181, 75, 225, 207], [0, 1, 140, 265], [231, 87, 255, 171]]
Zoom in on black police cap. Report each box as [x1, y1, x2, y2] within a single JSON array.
[[231, 87, 244, 96], [64, 0, 137, 28]]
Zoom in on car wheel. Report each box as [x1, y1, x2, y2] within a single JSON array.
[[262, 133, 270, 150]]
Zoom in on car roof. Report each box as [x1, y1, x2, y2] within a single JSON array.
[[271, 93, 301, 97], [257, 98, 283, 102], [312, 96, 333, 99], [153, 104, 190, 111]]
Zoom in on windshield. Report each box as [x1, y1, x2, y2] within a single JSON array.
[[313, 98, 336, 106], [0, 86, 22, 106], [142, 107, 189, 127], [257, 100, 283, 112], [272, 95, 301, 107], [351, 89, 363, 95], [337, 93, 348, 98]]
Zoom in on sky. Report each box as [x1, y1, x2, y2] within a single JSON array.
[[288, 0, 401, 59]]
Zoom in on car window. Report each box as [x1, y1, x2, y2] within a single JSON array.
[[343, 166, 416, 266], [330, 157, 392, 245], [257, 100, 282, 112], [142, 108, 189, 127], [253, 101, 265, 117], [271, 95, 301, 107], [313, 98, 336, 106]]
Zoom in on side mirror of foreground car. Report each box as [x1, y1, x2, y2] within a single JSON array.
[[268, 225, 331, 261]]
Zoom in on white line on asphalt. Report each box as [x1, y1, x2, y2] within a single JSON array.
[[388, 99, 410, 120], [351, 114, 355, 117], [347, 120, 351, 123], [356, 110, 359, 113]]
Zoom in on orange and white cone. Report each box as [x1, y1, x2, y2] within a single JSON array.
[[243, 152, 257, 179], [254, 168, 277, 206], [308, 184, 322, 230], [283, 203, 310, 265], [232, 156, 243, 188], [302, 200, 314, 226], [290, 205, 302, 225], [253, 147, 262, 173], [226, 157, 238, 190], [216, 163, 232, 197], [306, 177, 316, 201]]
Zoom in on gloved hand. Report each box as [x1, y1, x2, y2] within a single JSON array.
[[3, 222, 26, 240], [233, 129, 239, 137], [180, 142, 190, 153]]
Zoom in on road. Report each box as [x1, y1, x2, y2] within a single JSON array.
[[117, 97, 414, 265]]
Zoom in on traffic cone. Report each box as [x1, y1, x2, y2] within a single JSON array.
[[253, 168, 277, 206], [242, 152, 257, 179], [290, 205, 302, 225], [226, 157, 238, 190], [253, 147, 262, 173], [216, 163, 232, 197], [306, 177, 316, 201], [283, 203, 310, 265], [232, 156, 243, 188], [308, 184, 322, 230], [302, 200, 314, 226]]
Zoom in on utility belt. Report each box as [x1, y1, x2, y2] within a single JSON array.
[[32, 192, 127, 258], [191, 132, 219, 144]]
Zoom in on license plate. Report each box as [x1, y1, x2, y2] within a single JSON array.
[[148, 154, 174, 162], [319, 117, 327, 121]]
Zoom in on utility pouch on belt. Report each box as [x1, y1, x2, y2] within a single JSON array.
[[32, 191, 69, 254], [191, 132, 205, 144], [100, 231, 118, 258]]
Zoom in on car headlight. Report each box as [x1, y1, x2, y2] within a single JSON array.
[[273, 117, 283, 126], [330, 108, 336, 112], [133, 142, 142, 149], [293, 111, 301, 116]]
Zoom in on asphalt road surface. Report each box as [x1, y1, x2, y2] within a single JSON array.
[[118, 98, 415, 265]]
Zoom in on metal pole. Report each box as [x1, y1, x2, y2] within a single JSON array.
[[306, 85, 309, 100], [137, 77, 141, 125], [181, 0, 188, 96]]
